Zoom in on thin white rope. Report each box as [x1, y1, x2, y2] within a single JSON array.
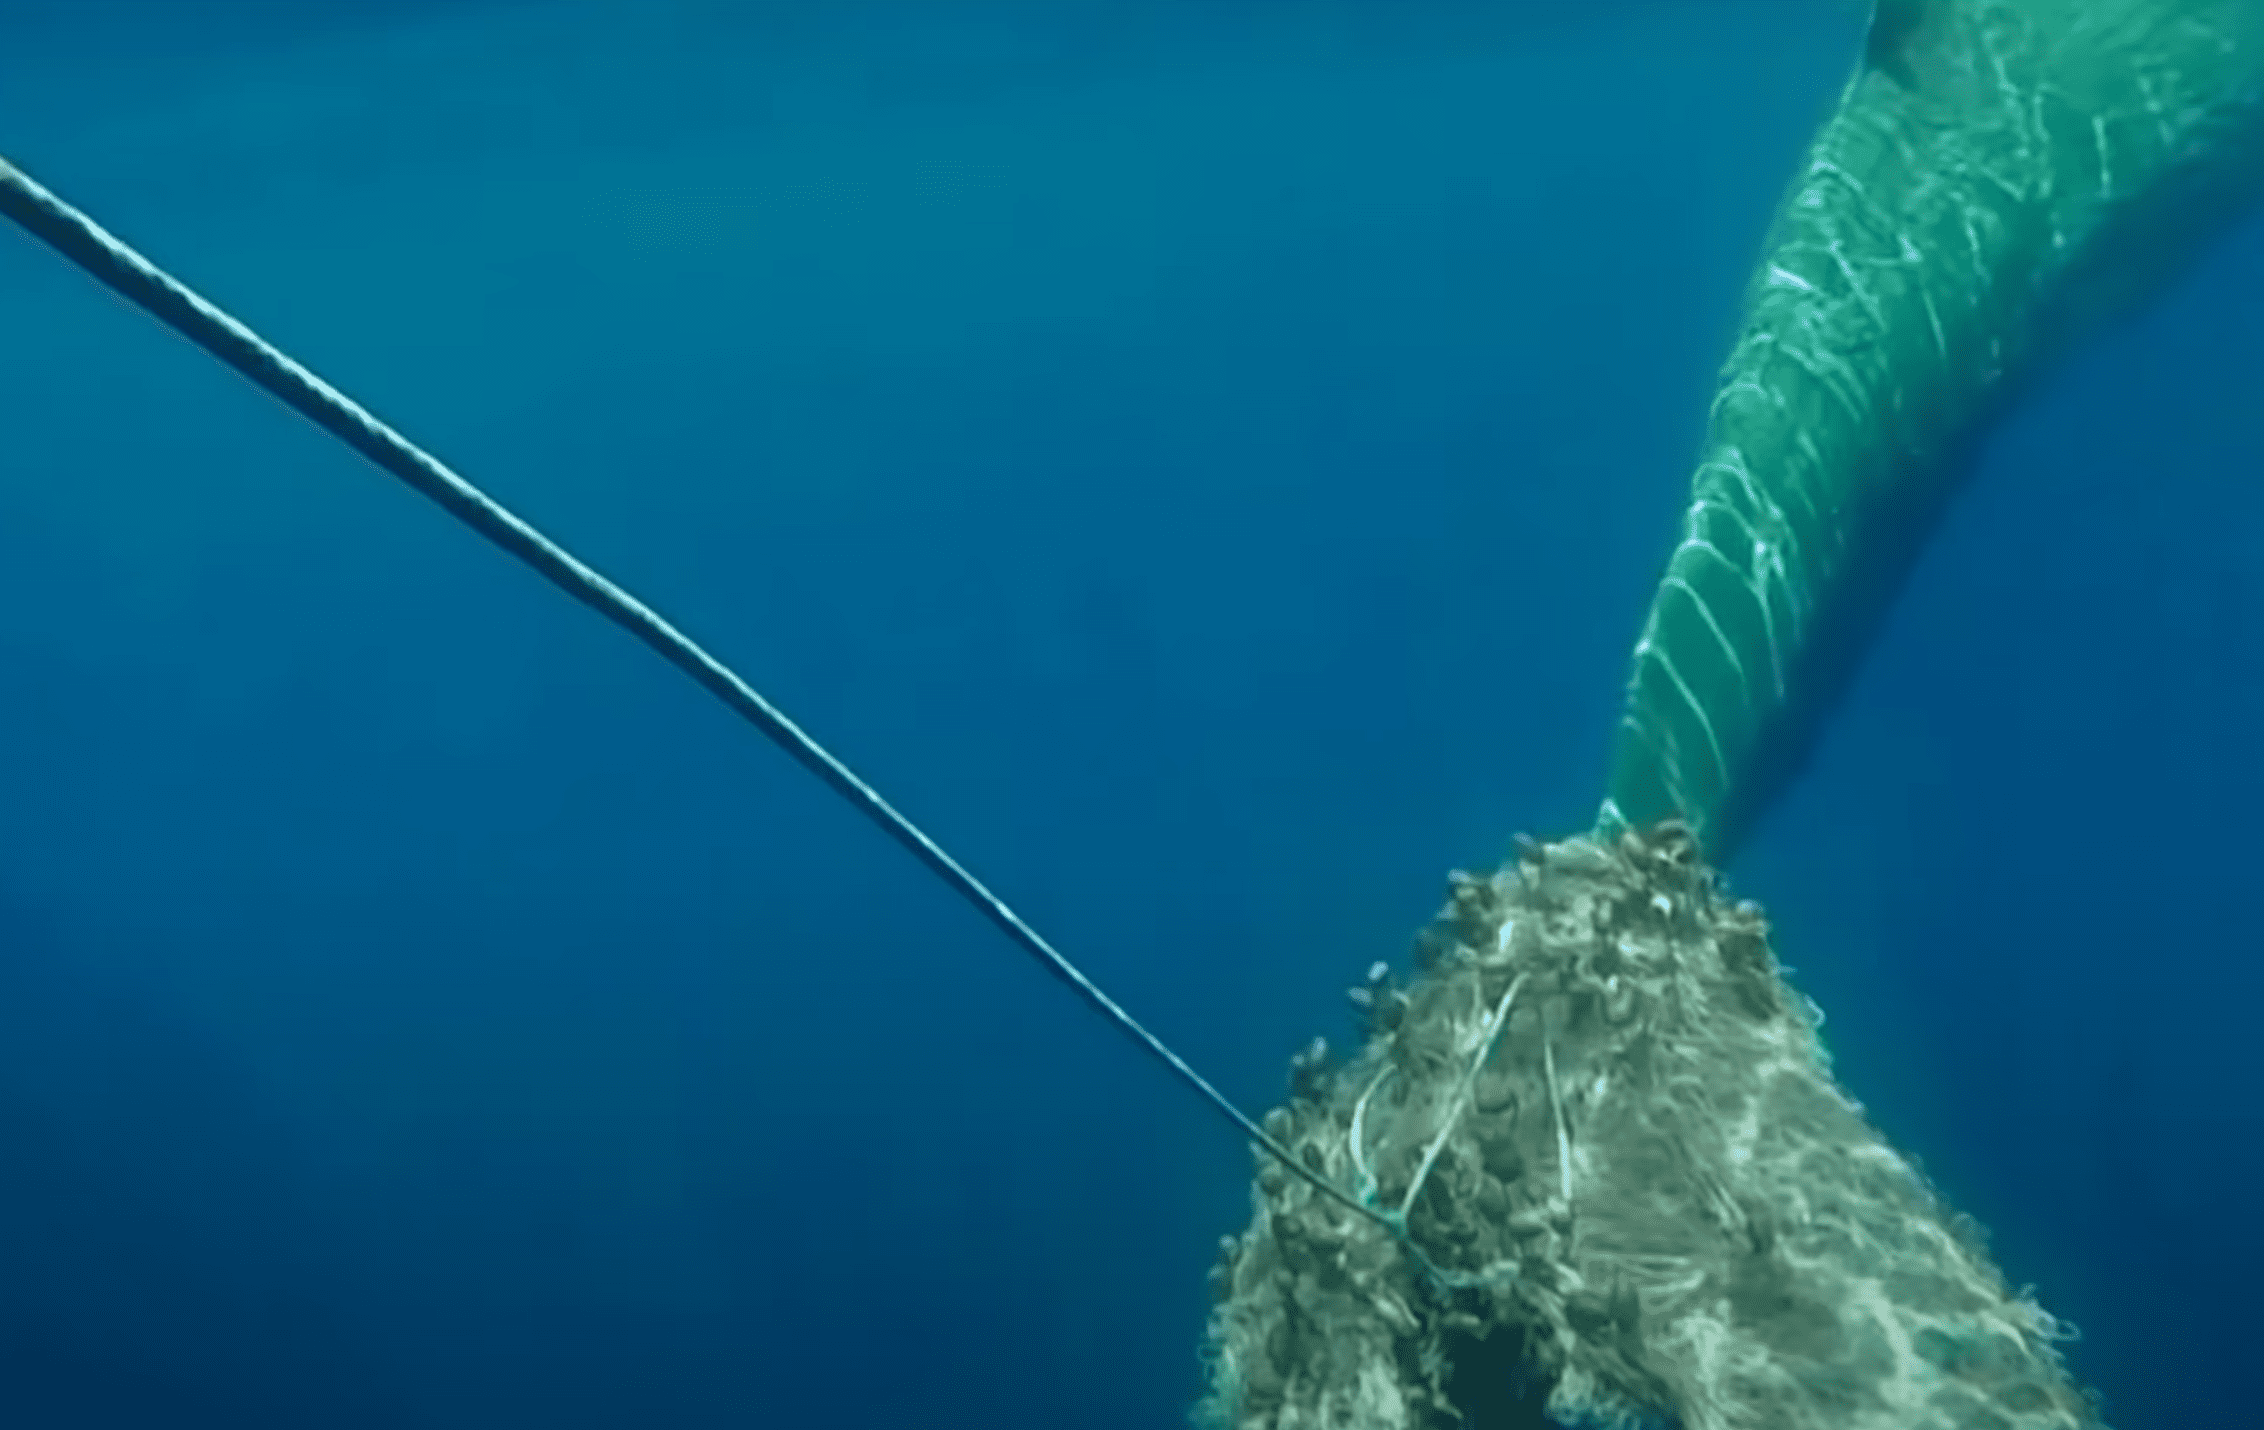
[[1542, 1027, 1573, 1208], [1397, 972, 1525, 1223], [0, 153, 1392, 1232]]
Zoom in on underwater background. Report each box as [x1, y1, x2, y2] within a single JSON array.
[[1, 1, 2259, 1425]]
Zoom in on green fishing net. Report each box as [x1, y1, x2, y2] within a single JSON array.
[[1199, 825, 2097, 1430]]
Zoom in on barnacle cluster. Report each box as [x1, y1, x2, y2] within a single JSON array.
[[1198, 824, 2098, 1430]]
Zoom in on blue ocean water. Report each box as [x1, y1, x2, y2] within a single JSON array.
[[0, 2, 2258, 1426]]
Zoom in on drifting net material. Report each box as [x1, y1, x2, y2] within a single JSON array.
[[1200, 825, 2097, 1430]]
